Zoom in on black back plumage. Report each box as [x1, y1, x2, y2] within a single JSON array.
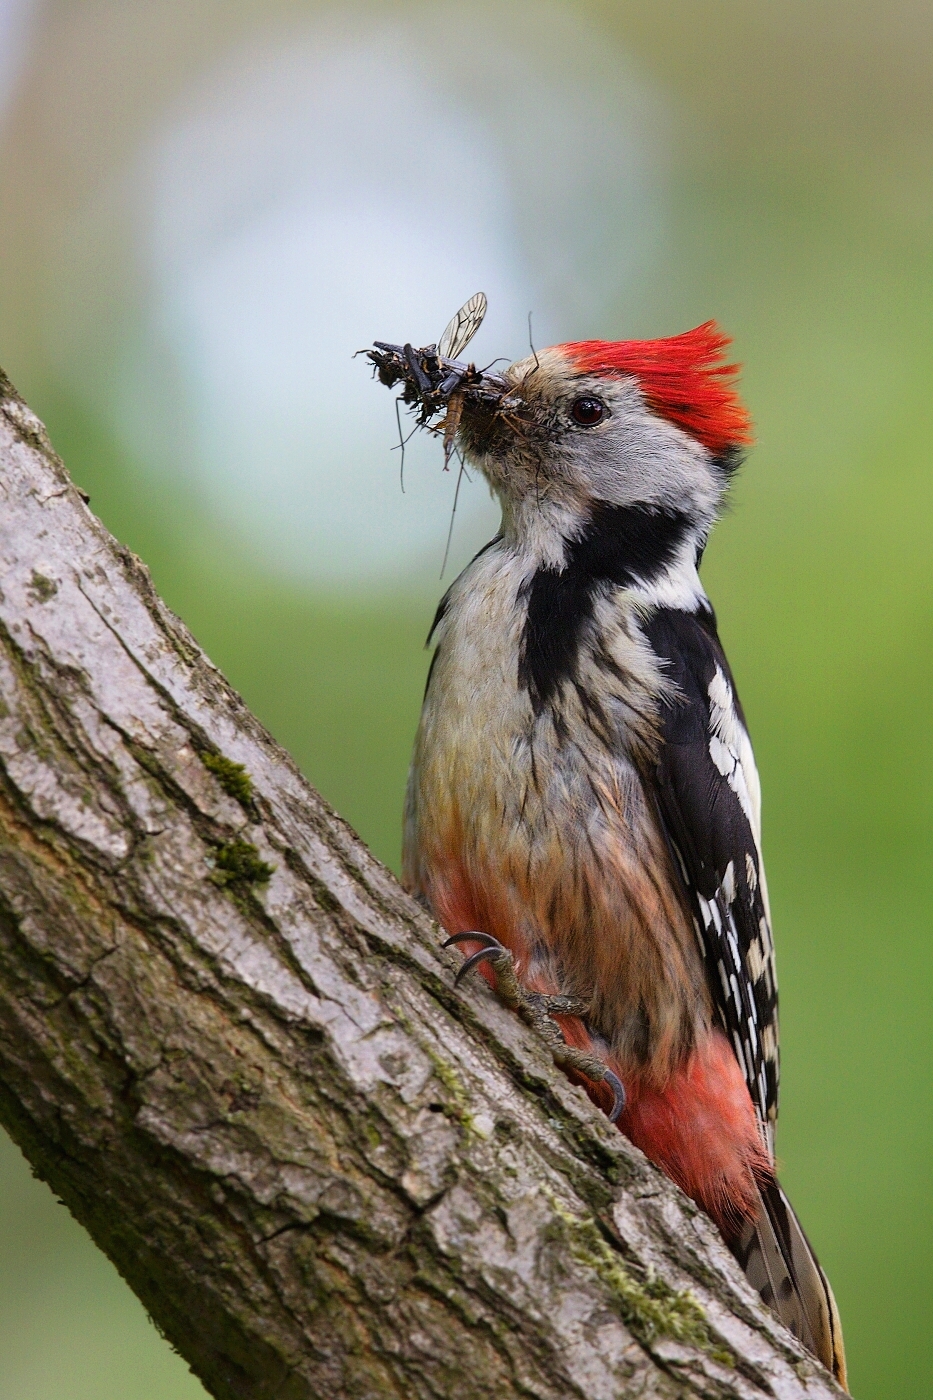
[[644, 604, 779, 1140]]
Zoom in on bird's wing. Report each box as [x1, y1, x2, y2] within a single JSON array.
[[642, 605, 779, 1144]]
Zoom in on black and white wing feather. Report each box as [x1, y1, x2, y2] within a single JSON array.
[[644, 605, 779, 1150]]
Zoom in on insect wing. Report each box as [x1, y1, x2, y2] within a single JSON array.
[[438, 291, 487, 361]]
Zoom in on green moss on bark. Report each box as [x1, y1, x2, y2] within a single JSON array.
[[547, 1194, 734, 1365], [210, 840, 274, 889], [201, 751, 255, 809]]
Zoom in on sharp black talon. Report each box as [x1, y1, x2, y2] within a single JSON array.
[[442, 930, 500, 950], [603, 1069, 626, 1124], [453, 944, 508, 987]]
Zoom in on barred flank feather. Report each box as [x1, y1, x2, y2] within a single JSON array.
[[728, 1180, 848, 1390]]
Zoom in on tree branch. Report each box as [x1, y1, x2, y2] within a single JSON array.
[[0, 371, 843, 1399]]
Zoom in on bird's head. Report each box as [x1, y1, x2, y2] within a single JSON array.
[[458, 323, 753, 585]]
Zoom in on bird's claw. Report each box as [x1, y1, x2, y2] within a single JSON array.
[[443, 931, 500, 949], [442, 930, 626, 1124], [453, 944, 507, 987], [603, 1068, 626, 1123], [442, 931, 513, 987]]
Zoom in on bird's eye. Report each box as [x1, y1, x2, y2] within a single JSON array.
[[570, 396, 605, 427]]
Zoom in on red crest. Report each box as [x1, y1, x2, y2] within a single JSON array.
[[558, 322, 753, 456]]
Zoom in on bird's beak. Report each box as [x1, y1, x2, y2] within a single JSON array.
[[366, 336, 523, 475], [367, 339, 510, 419]]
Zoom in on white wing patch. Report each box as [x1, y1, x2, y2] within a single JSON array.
[[745, 851, 757, 892], [704, 664, 778, 1141], [707, 665, 771, 927], [708, 666, 757, 829], [721, 857, 736, 904]]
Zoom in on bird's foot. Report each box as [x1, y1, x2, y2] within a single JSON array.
[[442, 931, 626, 1123]]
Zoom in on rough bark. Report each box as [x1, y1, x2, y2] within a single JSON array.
[[0, 369, 843, 1400]]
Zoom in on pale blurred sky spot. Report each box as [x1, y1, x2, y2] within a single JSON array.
[[36, 3, 671, 583]]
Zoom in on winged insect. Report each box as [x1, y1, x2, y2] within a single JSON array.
[[366, 294, 517, 568], [366, 292, 510, 469], [438, 291, 487, 361]]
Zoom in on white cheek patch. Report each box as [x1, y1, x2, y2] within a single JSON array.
[[628, 533, 709, 613]]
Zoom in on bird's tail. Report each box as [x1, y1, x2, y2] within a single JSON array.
[[727, 1177, 847, 1390]]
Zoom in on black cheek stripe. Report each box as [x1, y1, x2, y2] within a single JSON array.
[[519, 501, 690, 713]]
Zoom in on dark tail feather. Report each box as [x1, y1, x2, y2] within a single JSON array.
[[728, 1178, 848, 1391]]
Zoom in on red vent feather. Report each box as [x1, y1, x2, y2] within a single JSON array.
[[559, 321, 753, 456]]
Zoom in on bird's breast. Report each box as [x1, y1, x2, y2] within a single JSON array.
[[404, 545, 709, 1077]]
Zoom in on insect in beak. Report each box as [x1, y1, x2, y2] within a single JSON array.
[[365, 292, 510, 468]]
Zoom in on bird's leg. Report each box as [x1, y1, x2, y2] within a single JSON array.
[[442, 932, 626, 1122]]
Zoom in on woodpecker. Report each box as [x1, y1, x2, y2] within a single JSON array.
[[370, 318, 847, 1387]]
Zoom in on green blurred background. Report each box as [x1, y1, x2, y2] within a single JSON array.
[[0, 3, 931, 1396]]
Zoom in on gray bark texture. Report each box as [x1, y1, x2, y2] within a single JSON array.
[[0, 369, 844, 1400]]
